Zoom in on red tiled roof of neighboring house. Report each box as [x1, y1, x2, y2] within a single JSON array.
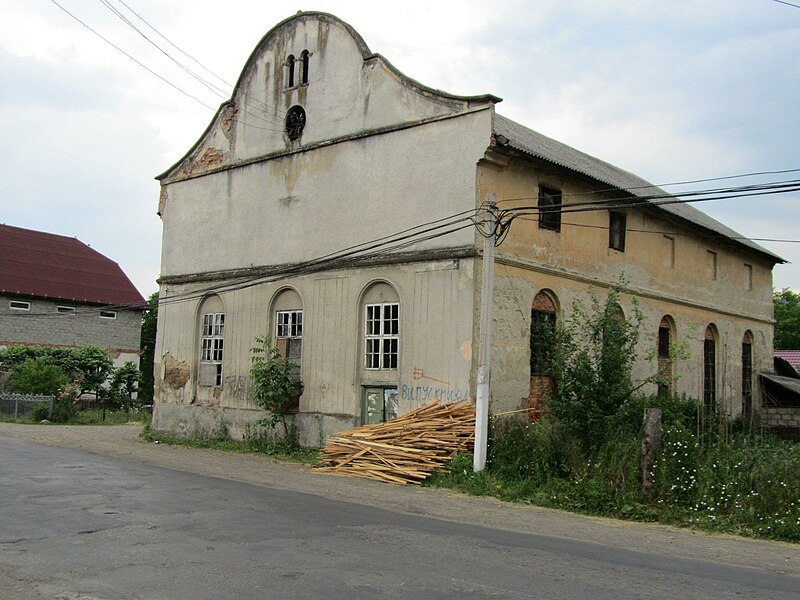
[[774, 350, 800, 368], [0, 224, 145, 306]]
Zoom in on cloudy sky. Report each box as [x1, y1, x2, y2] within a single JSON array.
[[1, 0, 799, 297]]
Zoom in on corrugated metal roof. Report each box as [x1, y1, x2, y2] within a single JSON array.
[[493, 114, 784, 263], [0, 224, 145, 306]]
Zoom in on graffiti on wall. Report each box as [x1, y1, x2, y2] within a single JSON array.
[[223, 375, 249, 400], [401, 367, 469, 403]]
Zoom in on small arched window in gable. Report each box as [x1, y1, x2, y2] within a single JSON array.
[[300, 50, 310, 84], [286, 54, 295, 88]]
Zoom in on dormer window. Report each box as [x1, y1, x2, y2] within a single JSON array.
[[286, 54, 296, 88]]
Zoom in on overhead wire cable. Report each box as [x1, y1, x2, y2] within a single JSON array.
[[114, 0, 235, 90], [96, 0, 288, 131], [493, 169, 800, 204], [49, 0, 217, 112]]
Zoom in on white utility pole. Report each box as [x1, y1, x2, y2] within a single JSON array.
[[474, 194, 497, 472]]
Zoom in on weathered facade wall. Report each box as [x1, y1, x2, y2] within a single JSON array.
[[477, 157, 775, 417], [0, 294, 142, 366], [153, 11, 780, 446], [152, 258, 475, 446], [158, 108, 491, 278]]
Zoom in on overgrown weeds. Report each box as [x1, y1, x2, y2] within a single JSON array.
[[429, 285, 799, 543], [428, 407, 800, 542]]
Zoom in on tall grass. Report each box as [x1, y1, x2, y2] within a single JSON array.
[[428, 397, 800, 542]]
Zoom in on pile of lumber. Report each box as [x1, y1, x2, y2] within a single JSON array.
[[316, 402, 475, 485]]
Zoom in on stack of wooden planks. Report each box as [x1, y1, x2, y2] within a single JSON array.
[[316, 402, 475, 485]]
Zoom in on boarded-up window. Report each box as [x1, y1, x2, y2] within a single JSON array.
[[663, 235, 675, 268], [707, 251, 717, 281], [744, 264, 753, 291]]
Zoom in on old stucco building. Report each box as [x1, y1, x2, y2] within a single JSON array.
[[152, 12, 782, 445]]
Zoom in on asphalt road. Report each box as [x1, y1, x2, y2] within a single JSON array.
[[0, 424, 798, 599]]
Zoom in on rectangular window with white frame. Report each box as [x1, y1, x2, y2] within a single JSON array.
[[276, 309, 303, 377], [365, 303, 399, 370], [9, 300, 30, 311], [57, 305, 76, 314], [200, 312, 225, 386]]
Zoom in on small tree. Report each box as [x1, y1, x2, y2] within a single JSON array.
[[249, 337, 301, 438], [139, 292, 158, 401], [545, 288, 643, 449], [108, 362, 140, 412]]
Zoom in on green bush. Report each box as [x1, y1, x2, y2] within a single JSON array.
[[10, 358, 69, 396], [31, 403, 51, 422], [249, 337, 301, 435]]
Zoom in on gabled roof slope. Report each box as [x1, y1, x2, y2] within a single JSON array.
[[0, 224, 145, 306], [494, 114, 784, 264]]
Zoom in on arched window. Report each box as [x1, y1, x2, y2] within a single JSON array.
[[742, 331, 754, 419], [528, 290, 558, 419], [198, 295, 225, 387], [360, 282, 400, 424], [286, 54, 295, 88], [271, 288, 303, 380], [300, 49, 309, 84], [658, 316, 675, 396], [703, 325, 717, 410], [530, 291, 557, 376]]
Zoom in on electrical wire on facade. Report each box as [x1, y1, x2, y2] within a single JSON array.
[[9, 173, 800, 319]]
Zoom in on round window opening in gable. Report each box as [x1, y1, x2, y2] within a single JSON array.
[[285, 105, 306, 141]]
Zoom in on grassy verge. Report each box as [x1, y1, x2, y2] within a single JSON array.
[[426, 414, 800, 543], [139, 424, 319, 465], [2, 409, 151, 425]]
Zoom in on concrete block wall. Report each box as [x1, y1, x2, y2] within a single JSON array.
[[0, 294, 142, 361], [763, 407, 800, 428]]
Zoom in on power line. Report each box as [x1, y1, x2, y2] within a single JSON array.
[[114, 0, 235, 90], [49, 0, 217, 112], [773, 0, 800, 9], [50, 0, 286, 135], [97, 0, 290, 129], [10, 172, 799, 319]]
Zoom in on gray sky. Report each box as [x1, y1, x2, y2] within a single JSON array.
[[2, 0, 799, 297]]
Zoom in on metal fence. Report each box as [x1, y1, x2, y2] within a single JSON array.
[[0, 393, 53, 420]]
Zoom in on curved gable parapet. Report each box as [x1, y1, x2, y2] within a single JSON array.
[[366, 52, 502, 108], [157, 11, 499, 183]]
